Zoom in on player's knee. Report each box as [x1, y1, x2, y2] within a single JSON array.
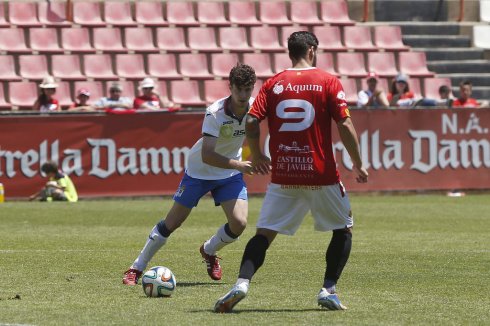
[[229, 218, 247, 235]]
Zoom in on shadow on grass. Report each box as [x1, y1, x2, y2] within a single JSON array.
[[178, 281, 226, 287], [188, 308, 324, 313]]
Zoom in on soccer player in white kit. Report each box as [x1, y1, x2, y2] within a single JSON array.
[[215, 32, 369, 312], [123, 64, 257, 285]]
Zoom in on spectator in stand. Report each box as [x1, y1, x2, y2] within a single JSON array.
[[452, 80, 484, 108], [387, 73, 416, 107], [413, 85, 454, 108], [94, 82, 133, 110], [33, 76, 60, 112], [133, 78, 174, 110], [69, 88, 94, 111], [357, 73, 389, 108]]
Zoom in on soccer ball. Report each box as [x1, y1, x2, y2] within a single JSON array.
[[141, 266, 176, 298]]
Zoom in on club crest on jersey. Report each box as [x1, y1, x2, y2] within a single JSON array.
[[337, 91, 346, 100], [273, 81, 284, 94]]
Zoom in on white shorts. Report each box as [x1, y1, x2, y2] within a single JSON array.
[[256, 183, 353, 235]]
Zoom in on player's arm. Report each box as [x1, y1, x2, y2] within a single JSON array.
[[201, 135, 253, 175], [245, 114, 271, 175], [336, 117, 368, 183]]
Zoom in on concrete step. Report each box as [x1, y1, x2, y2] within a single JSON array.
[[451, 86, 490, 100], [402, 35, 471, 48], [399, 23, 460, 35], [437, 73, 490, 87], [428, 60, 490, 74], [416, 48, 484, 61]]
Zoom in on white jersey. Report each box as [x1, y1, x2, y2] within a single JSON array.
[[186, 96, 254, 180]]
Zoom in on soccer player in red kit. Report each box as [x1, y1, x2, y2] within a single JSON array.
[[215, 31, 368, 313]]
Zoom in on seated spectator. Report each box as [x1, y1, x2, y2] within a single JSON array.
[[93, 82, 133, 110], [357, 73, 389, 108], [29, 161, 78, 202], [387, 73, 416, 107], [33, 76, 60, 112], [413, 85, 454, 108], [452, 80, 487, 108], [133, 78, 174, 110], [69, 88, 94, 111]]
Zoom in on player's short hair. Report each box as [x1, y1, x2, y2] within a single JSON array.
[[287, 31, 319, 61], [229, 63, 256, 88], [41, 161, 59, 174], [460, 80, 472, 88]]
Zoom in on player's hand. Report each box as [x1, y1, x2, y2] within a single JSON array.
[[353, 165, 368, 183], [237, 161, 254, 175], [252, 154, 272, 175]]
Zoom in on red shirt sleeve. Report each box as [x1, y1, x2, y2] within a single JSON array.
[[133, 97, 144, 109], [329, 77, 350, 122], [249, 79, 271, 121]]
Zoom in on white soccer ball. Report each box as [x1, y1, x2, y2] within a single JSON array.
[[141, 266, 176, 298]]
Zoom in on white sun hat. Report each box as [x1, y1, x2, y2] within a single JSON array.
[[139, 77, 156, 89], [39, 76, 58, 89]]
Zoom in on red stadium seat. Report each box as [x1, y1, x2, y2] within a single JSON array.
[[56, 81, 73, 108], [243, 53, 273, 79], [291, 2, 323, 26], [179, 53, 213, 79], [281, 26, 310, 48], [104, 2, 137, 27], [29, 28, 63, 53], [423, 77, 452, 99], [19, 55, 49, 80], [147, 53, 182, 79], [73, 2, 105, 27], [188, 27, 220, 52], [312, 26, 347, 52], [115, 54, 147, 80], [38, 2, 70, 27], [197, 2, 230, 26], [125, 27, 158, 53], [219, 27, 251, 52], [273, 53, 291, 73], [93, 28, 126, 53], [0, 28, 31, 53], [204, 80, 229, 104], [156, 27, 190, 52], [320, 0, 355, 26], [154, 80, 170, 100], [374, 26, 409, 51], [259, 2, 292, 26], [337, 52, 368, 77], [252, 79, 263, 97], [211, 53, 240, 78], [84, 54, 117, 80], [166, 2, 199, 26], [407, 77, 423, 98], [229, 2, 261, 26], [52, 54, 85, 80], [0, 55, 22, 81], [339, 78, 358, 105], [170, 80, 205, 106], [0, 85, 11, 110], [61, 28, 95, 53], [316, 52, 339, 76], [8, 2, 41, 27], [9, 82, 38, 109], [343, 26, 377, 51], [250, 26, 284, 52], [367, 52, 399, 77], [0, 3, 9, 28], [135, 2, 167, 27], [74, 81, 104, 101], [398, 52, 435, 77]]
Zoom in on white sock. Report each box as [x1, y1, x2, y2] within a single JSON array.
[[132, 225, 168, 271], [203, 224, 238, 255], [235, 278, 250, 291]]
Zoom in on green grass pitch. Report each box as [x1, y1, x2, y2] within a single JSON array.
[[1, 194, 489, 325]]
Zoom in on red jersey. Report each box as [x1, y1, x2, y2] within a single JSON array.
[[133, 95, 160, 110], [452, 97, 479, 108], [249, 67, 350, 185], [39, 98, 59, 112]]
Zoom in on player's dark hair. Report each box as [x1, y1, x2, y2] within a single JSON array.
[[438, 85, 450, 94], [460, 80, 472, 87], [41, 161, 59, 174], [287, 31, 319, 61], [229, 63, 256, 88]]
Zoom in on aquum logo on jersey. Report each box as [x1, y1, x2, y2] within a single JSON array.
[[273, 81, 322, 95]]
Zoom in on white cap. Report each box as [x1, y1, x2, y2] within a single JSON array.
[[39, 76, 58, 89], [139, 77, 155, 89]]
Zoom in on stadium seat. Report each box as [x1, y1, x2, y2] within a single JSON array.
[[250, 26, 284, 52], [154, 80, 170, 100], [74, 81, 104, 102], [337, 53, 368, 77], [367, 52, 398, 77], [0, 86, 11, 110], [398, 52, 435, 77], [179, 53, 213, 79], [84, 54, 117, 80], [228, 1, 261, 26], [243, 53, 274, 78], [259, 1, 292, 26], [316, 52, 339, 76], [156, 27, 190, 52], [219, 27, 251, 52], [104, 2, 137, 27], [343, 26, 377, 51], [0, 3, 9, 28], [73, 2, 105, 27], [273, 53, 291, 73], [61, 28, 95, 53], [281, 26, 310, 48], [211, 53, 240, 78], [170, 80, 205, 106], [291, 2, 323, 26], [197, 2, 231, 26], [473, 25, 490, 49], [9, 82, 38, 109], [56, 81, 73, 108], [8, 2, 42, 27], [125, 27, 158, 53], [0, 28, 31, 53], [252, 79, 263, 97], [339, 78, 358, 105], [204, 80, 229, 104], [407, 77, 423, 98], [135, 2, 167, 27], [18, 55, 49, 80], [108, 80, 136, 98], [93, 28, 126, 53], [166, 2, 199, 26], [0, 55, 22, 81], [188, 27, 220, 52], [374, 26, 409, 51], [147, 53, 182, 79], [312, 26, 347, 52], [115, 54, 146, 80], [481, 0, 490, 23], [52, 54, 85, 80], [320, 0, 355, 25], [423, 77, 452, 99], [29, 28, 63, 53], [38, 2, 70, 27]]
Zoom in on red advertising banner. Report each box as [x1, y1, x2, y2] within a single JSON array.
[[0, 109, 489, 199]]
